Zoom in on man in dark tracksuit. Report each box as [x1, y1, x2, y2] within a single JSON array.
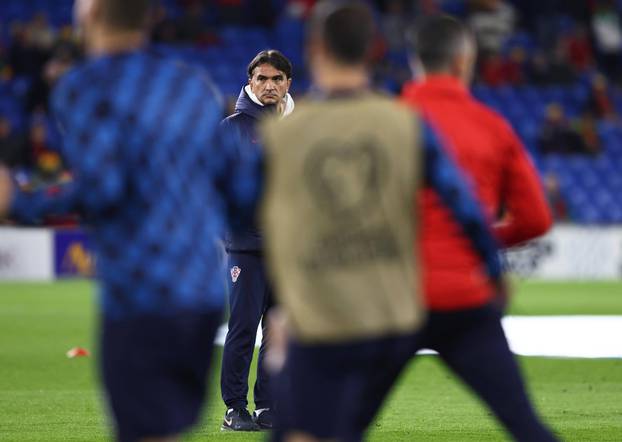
[[219, 49, 294, 432]]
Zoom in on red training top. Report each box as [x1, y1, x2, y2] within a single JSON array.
[[402, 75, 553, 310]]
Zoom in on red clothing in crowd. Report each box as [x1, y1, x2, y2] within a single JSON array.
[[480, 56, 507, 86], [402, 75, 552, 310], [481, 55, 523, 86], [567, 35, 593, 71]]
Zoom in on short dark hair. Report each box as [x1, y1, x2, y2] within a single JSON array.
[[407, 15, 472, 72], [309, 1, 375, 66], [100, 0, 152, 31], [247, 50, 293, 79]]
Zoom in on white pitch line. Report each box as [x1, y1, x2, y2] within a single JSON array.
[[215, 316, 622, 359], [501, 316, 622, 358]]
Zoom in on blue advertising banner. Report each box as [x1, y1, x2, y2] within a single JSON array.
[[53, 229, 95, 278]]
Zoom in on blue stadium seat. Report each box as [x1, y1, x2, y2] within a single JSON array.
[[503, 32, 536, 53], [472, 87, 496, 106], [439, 0, 467, 17], [539, 155, 565, 173], [570, 83, 589, 106]]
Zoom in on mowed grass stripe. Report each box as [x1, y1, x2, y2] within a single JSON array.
[[508, 280, 622, 315], [1, 281, 621, 441]]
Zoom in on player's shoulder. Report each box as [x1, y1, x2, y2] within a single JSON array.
[[262, 92, 418, 151], [130, 51, 223, 116], [219, 113, 246, 139], [158, 53, 221, 100], [221, 111, 248, 127], [107, 50, 220, 103], [53, 61, 95, 98], [284, 91, 410, 123], [51, 59, 107, 114], [355, 92, 422, 136]]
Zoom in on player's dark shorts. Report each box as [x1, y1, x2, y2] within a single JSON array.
[[100, 310, 222, 442], [413, 303, 557, 442], [272, 332, 416, 442]]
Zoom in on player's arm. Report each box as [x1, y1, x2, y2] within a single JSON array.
[[212, 120, 263, 232], [422, 122, 502, 281], [493, 125, 553, 247], [6, 82, 125, 224]]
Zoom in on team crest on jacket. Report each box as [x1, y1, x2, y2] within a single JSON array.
[[230, 266, 241, 283]]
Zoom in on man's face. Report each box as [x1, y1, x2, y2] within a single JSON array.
[[248, 64, 291, 106]]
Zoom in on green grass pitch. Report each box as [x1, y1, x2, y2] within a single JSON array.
[[0, 280, 621, 441]]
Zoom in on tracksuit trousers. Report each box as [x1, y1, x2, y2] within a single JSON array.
[[221, 252, 274, 410]]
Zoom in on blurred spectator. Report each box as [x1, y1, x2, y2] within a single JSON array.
[[45, 47, 76, 84], [527, 51, 555, 85], [177, 1, 207, 42], [52, 26, 81, 58], [224, 96, 236, 116], [565, 26, 594, 72], [538, 103, 589, 155], [480, 47, 525, 86], [548, 40, 577, 84], [28, 44, 77, 112], [543, 173, 569, 221], [28, 121, 62, 183], [468, 0, 517, 58], [503, 46, 526, 84], [412, 0, 440, 15], [8, 24, 46, 77], [480, 53, 507, 86], [0, 116, 27, 167], [381, 0, 410, 52], [514, 2, 589, 44], [586, 73, 618, 120], [28, 13, 56, 50], [152, 4, 180, 43], [217, 0, 245, 25], [525, 31, 580, 86], [576, 112, 601, 154], [591, 0, 622, 82], [247, 0, 278, 27], [0, 45, 10, 78], [285, 0, 318, 19]]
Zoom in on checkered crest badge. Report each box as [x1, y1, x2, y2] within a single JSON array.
[[230, 266, 241, 283]]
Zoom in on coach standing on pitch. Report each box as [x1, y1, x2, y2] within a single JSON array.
[[220, 49, 294, 432], [401, 15, 557, 441]]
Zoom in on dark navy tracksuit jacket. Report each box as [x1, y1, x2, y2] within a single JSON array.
[[220, 87, 276, 410]]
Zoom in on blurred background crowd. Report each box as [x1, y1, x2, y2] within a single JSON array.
[[1, 0, 622, 224]]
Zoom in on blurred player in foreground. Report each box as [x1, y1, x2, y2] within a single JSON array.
[[220, 49, 294, 432], [401, 15, 557, 441], [259, 2, 503, 441], [0, 0, 258, 440]]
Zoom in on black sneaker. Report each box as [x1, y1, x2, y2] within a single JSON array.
[[221, 408, 258, 431], [253, 408, 274, 430]]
